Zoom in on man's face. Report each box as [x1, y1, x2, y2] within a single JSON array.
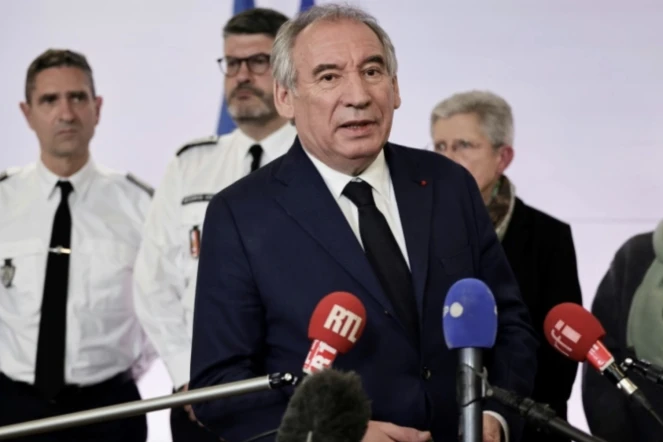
[[223, 33, 278, 123], [274, 19, 401, 175], [432, 112, 511, 197], [20, 66, 101, 160]]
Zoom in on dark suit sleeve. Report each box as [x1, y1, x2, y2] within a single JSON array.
[[463, 170, 539, 440], [582, 245, 635, 442], [189, 195, 288, 438], [536, 224, 583, 413]]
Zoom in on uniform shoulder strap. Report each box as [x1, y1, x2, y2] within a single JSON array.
[[0, 167, 19, 184], [176, 135, 219, 157], [126, 173, 154, 197]]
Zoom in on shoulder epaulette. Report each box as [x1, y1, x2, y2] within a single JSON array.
[[176, 135, 219, 157], [0, 167, 18, 184], [126, 173, 154, 197]]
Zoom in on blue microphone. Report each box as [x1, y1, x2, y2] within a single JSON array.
[[442, 278, 498, 442]]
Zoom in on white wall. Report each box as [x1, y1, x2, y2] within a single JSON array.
[[1, 1, 662, 440]]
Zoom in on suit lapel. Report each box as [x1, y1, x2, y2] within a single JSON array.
[[385, 145, 433, 323], [272, 139, 395, 314]]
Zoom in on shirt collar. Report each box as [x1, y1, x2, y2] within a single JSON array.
[[304, 147, 391, 201], [234, 122, 297, 158], [36, 156, 96, 201]]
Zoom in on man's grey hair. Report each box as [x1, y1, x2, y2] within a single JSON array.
[[271, 3, 398, 91], [430, 90, 515, 147]]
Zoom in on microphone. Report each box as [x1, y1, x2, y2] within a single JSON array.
[[442, 278, 498, 442], [484, 382, 608, 442], [235, 292, 368, 442], [622, 357, 663, 387], [276, 368, 371, 442], [544, 303, 663, 428], [303, 291, 367, 375]]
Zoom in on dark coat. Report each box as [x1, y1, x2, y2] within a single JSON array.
[[582, 231, 663, 442], [501, 198, 583, 442]]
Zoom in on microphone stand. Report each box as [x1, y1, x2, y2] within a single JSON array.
[[458, 350, 483, 442], [616, 357, 663, 429], [0, 372, 298, 441], [468, 366, 607, 442], [621, 357, 663, 387], [484, 385, 607, 442]]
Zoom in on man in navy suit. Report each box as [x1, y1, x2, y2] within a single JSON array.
[[190, 4, 538, 442]]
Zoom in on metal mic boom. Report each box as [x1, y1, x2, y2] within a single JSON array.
[[0, 372, 298, 441], [621, 357, 663, 387], [485, 384, 607, 442]]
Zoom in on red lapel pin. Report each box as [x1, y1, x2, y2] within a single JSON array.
[[420, 180, 427, 187]]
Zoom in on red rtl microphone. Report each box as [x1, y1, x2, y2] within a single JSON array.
[[544, 303, 663, 428], [302, 292, 367, 375]]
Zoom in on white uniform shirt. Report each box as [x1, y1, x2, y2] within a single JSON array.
[[304, 147, 510, 440], [0, 158, 156, 386], [133, 123, 297, 388]]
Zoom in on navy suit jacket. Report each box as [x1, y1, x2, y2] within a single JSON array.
[[190, 139, 538, 442]]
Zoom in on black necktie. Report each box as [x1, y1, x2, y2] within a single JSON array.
[[35, 180, 73, 399], [342, 180, 419, 345], [249, 144, 263, 173]]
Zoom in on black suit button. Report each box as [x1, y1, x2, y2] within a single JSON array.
[[421, 367, 431, 380]]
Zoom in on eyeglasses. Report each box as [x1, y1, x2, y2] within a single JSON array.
[[432, 139, 493, 153], [217, 53, 271, 77]]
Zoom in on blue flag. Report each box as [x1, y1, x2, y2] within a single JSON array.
[[298, 0, 315, 12], [216, 0, 314, 135]]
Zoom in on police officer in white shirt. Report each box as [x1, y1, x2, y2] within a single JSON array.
[[0, 49, 155, 442], [132, 8, 297, 441]]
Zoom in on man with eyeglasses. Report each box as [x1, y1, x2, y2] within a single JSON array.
[[132, 7, 295, 442], [430, 90, 582, 442]]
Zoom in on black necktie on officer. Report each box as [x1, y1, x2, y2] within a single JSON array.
[[35, 180, 73, 399], [249, 144, 263, 173]]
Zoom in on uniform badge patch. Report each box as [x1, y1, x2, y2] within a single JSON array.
[[1, 259, 15, 288], [190, 226, 201, 259]]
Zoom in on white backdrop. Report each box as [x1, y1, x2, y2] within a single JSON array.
[[1, 0, 662, 440]]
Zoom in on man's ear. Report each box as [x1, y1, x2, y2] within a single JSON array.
[[94, 96, 103, 125], [274, 82, 295, 119], [392, 75, 401, 110], [19, 101, 34, 131], [496, 145, 514, 175]]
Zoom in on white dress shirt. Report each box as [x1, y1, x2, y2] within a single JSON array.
[[133, 123, 298, 388], [303, 147, 510, 441], [0, 158, 156, 386], [303, 148, 410, 267]]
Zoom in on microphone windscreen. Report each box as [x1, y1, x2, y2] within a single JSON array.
[[442, 278, 497, 349], [277, 369, 371, 442], [308, 292, 367, 354], [543, 302, 606, 362]]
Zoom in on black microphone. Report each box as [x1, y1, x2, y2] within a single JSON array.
[[484, 383, 608, 442], [460, 361, 607, 442], [622, 357, 663, 387], [276, 368, 371, 442]]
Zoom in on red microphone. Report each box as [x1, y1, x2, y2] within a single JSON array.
[[543, 303, 648, 405], [543, 302, 610, 368], [302, 292, 367, 375]]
